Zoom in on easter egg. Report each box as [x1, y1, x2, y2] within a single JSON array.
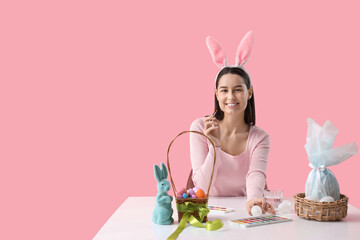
[[277, 200, 292, 213], [320, 196, 335, 202], [179, 188, 187, 195], [191, 194, 197, 198], [177, 194, 183, 199], [278, 200, 292, 209], [183, 193, 188, 199], [195, 189, 206, 199], [251, 205, 262, 217], [188, 189, 195, 196]]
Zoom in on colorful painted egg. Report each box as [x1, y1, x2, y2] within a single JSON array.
[[188, 189, 195, 196], [195, 189, 206, 199], [179, 188, 187, 195], [177, 194, 183, 199], [191, 194, 197, 198], [183, 193, 188, 199]]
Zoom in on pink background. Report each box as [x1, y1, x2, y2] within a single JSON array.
[[1, 1, 360, 239]]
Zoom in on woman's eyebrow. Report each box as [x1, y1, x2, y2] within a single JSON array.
[[219, 85, 243, 89]]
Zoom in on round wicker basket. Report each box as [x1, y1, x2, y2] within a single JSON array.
[[167, 130, 217, 223], [294, 193, 348, 221]]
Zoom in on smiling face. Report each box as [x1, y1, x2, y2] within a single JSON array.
[[215, 73, 253, 116]]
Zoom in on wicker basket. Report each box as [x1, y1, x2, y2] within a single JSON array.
[[167, 130, 217, 223], [294, 193, 348, 221]]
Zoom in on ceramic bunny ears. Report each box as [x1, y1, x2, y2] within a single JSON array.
[[206, 31, 254, 85]]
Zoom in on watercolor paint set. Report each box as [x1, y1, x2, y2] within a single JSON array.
[[229, 215, 292, 228], [207, 205, 234, 214]]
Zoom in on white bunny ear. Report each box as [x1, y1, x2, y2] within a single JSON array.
[[206, 36, 228, 68], [235, 31, 254, 67]]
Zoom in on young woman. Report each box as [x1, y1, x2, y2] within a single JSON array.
[[189, 33, 275, 215]]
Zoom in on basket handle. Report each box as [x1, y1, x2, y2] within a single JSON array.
[[166, 130, 217, 198]]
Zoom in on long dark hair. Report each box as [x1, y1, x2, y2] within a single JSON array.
[[214, 67, 256, 125]]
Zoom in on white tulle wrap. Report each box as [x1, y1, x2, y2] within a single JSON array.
[[304, 118, 358, 200]]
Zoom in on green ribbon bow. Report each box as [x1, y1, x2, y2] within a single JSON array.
[[167, 202, 223, 240]]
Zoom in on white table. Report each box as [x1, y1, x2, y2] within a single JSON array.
[[93, 197, 360, 240]]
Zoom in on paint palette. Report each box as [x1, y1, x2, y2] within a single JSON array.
[[208, 205, 234, 214], [229, 215, 292, 228]]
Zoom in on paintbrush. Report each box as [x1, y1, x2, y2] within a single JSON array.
[[205, 110, 218, 118], [212, 110, 218, 117]]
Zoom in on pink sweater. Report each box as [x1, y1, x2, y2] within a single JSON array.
[[190, 117, 270, 200]]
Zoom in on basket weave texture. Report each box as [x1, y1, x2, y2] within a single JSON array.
[[294, 193, 348, 221], [167, 131, 217, 223]]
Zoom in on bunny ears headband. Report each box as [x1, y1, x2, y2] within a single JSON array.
[[206, 31, 254, 87]]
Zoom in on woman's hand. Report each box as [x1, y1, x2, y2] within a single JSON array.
[[246, 198, 276, 215], [204, 116, 221, 147]]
